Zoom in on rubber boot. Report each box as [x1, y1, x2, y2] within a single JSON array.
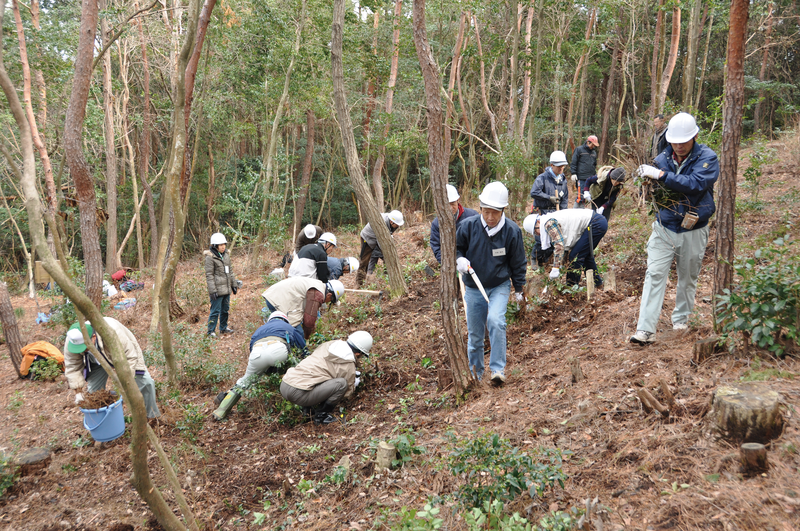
[[212, 390, 241, 421], [313, 402, 337, 425]]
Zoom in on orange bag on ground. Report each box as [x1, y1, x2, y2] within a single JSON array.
[[20, 341, 65, 377]]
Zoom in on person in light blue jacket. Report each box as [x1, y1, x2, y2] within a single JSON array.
[[630, 112, 719, 345]]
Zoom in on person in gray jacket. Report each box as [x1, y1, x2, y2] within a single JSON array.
[[355, 210, 404, 287], [280, 331, 373, 424], [205, 232, 240, 337]]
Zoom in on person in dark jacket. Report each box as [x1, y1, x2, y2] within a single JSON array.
[[584, 166, 626, 221], [288, 233, 337, 283], [430, 184, 479, 263], [212, 311, 307, 420], [327, 256, 359, 280], [295, 224, 323, 253], [630, 112, 719, 345], [456, 182, 526, 385], [204, 232, 239, 337], [570, 135, 599, 206], [531, 151, 570, 213], [355, 211, 404, 287], [651, 114, 669, 159]]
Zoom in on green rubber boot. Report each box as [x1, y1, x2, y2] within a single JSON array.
[[212, 390, 241, 421]]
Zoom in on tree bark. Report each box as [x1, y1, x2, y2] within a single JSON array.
[[293, 109, 316, 236], [598, 39, 620, 164], [567, 8, 596, 145], [100, 0, 120, 274], [0, 281, 24, 378], [517, 6, 534, 139], [412, 0, 472, 399], [136, 1, 158, 267], [681, 0, 704, 109], [332, 0, 406, 297], [649, 0, 665, 118], [713, 0, 749, 314], [658, 8, 681, 113], [754, 2, 774, 133], [473, 15, 500, 149], [694, 12, 714, 110]]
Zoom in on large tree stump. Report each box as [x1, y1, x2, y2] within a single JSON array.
[[740, 442, 769, 474], [0, 281, 24, 377], [711, 382, 783, 443]]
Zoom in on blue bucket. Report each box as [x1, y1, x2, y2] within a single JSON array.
[[80, 398, 125, 442]]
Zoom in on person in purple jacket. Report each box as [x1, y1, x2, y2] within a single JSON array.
[[630, 112, 719, 345]]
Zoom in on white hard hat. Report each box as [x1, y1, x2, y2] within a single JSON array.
[[326, 280, 345, 303], [318, 232, 337, 247], [210, 232, 227, 245], [347, 330, 373, 356], [522, 214, 539, 235], [268, 311, 289, 323], [346, 257, 360, 272], [478, 181, 509, 209], [387, 210, 404, 226], [303, 224, 317, 239], [446, 184, 460, 203], [665, 112, 699, 143], [549, 151, 568, 166]]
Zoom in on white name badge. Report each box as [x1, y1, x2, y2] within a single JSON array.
[[492, 248, 506, 257], [225, 266, 230, 274]]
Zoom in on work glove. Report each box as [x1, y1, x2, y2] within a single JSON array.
[[549, 267, 560, 280], [354, 377, 361, 387], [637, 164, 662, 180], [231, 286, 238, 295], [514, 292, 524, 303], [571, 174, 577, 183], [75, 393, 84, 405], [237, 280, 243, 288], [549, 196, 558, 205], [583, 191, 592, 202], [597, 206, 605, 215], [210, 292, 218, 302], [456, 257, 471, 275]]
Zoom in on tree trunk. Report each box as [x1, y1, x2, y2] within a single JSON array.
[[0, 281, 24, 378], [250, 0, 306, 264], [507, 4, 521, 137], [412, 0, 472, 399], [136, 1, 158, 267], [658, 8, 681, 112], [293, 109, 316, 235], [598, 40, 620, 164], [517, 6, 534, 139], [332, 0, 406, 297], [100, 0, 120, 274], [63, 0, 103, 308], [754, 2, 773, 133], [681, 0, 704, 109], [713, 0, 748, 315], [694, 12, 714, 110], [567, 8, 596, 145], [473, 15, 500, 149], [649, 0, 665, 118], [445, 11, 466, 162]]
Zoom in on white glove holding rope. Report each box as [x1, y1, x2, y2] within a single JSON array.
[[583, 191, 591, 202], [637, 164, 662, 180], [456, 257, 471, 275], [597, 206, 605, 215], [549, 267, 560, 280]]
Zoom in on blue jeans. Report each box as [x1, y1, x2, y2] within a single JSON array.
[[208, 294, 230, 334], [464, 280, 510, 378]]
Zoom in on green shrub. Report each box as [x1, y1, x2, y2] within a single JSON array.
[[29, 358, 62, 381], [448, 431, 569, 508], [0, 452, 19, 498], [389, 429, 426, 468], [464, 500, 532, 530], [176, 403, 205, 442], [390, 504, 443, 531], [716, 238, 800, 356]]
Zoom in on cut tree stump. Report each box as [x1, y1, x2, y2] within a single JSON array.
[[376, 441, 396, 471], [15, 447, 51, 476], [586, 270, 595, 300], [604, 266, 616, 292], [569, 358, 585, 383], [740, 442, 769, 474], [692, 336, 722, 364], [711, 382, 784, 443]]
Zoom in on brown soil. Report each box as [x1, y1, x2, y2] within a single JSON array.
[[1, 143, 800, 530], [78, 390, 119, 410]]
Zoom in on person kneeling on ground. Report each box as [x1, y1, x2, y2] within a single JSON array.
[[280, 331, 373, 425], [212, 311, 307, 421], [523, 208, 607, 287], [288, 232, 337, 283], [261, 277, 345, 338], [327, 256, 359, 280], [64, 318, 160, 418]]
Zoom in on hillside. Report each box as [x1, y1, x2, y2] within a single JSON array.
[[1, 137, 800, 531]]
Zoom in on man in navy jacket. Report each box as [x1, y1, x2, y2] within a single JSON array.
[[630, 112, 719, 345], [456, 182, 527, 385], [430, 184, 479, 263]]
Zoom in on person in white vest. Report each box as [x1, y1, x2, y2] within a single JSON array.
[[261, 277, 345, 339]]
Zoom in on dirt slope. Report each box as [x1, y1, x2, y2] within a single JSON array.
[[1, 140, 799, 531]]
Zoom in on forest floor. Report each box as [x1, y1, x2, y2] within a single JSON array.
[[1, 137, 800, 531]]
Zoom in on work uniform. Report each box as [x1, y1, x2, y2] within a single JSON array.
[[636, 142, 718, 333], [430, 205, 479, 264], [261, 277, 326, 338], [530, 167, 570, 213], [280, 340, 357, 409], [456, 214, 526, 380], [204, 247, 238, 335], [288, 242, 330, 283], [64, 317, 160, 418]]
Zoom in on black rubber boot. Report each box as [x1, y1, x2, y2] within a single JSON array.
[[313, 402, 337, 425]]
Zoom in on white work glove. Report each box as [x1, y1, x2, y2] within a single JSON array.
[[583, 191, 591, 202], [597, 206, 605, 215], [354, 377, 361, 387], [456, 257, 471, 275], [549, 267, 560, 280], [514, 292, 524, 303], [571, 174, 577, 183], [637, 164, 662, 180], [75, 393, 84, 404]]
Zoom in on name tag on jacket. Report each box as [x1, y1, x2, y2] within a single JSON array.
[[492, 248, 506, 257]]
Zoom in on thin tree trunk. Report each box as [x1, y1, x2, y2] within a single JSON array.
[[0, 156, 35, 297], [658, 8, 681, 113], [63, 0, 103, 308], [0, 281, 24, 378], [361, 10, 380, 190], [599, 39, 620, 164], [332, 0, 406, 297], [532, 4, 543, 116], [649, 0, 665, 118], [694, 12, 714, 110], [473, 14, 500, 149], [316, 146, 335, 226], [754, 2, 773, 133], [507, 4, 522, 137], [567, 8, 596, 145], [207, 144, 217, 233], [136, 1, 158, 267], [713, 0, 749, 320], [100, 0, 120, 273], [445, 11, 467, 163], [518, 5, 534, 139], [412, 0, 472, 398], [294, 109, 315, 234]]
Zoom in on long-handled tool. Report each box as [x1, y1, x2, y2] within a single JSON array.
[[344, 288, 384, 295], [468, 267, 490, 303]]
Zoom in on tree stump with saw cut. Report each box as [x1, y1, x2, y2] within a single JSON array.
[[693, 336, 722, 364], [740, 442, 769, 474], [710, 382, 783, 443]]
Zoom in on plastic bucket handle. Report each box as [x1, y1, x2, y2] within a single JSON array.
[[83, 405, 113, 432]]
